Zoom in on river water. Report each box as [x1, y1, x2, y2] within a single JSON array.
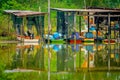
[[0, 43, 120, 80]]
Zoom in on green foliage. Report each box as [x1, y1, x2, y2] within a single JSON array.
[[85, 0, 120, 8]]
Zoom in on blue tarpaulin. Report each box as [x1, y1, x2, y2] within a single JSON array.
[[71, 32, 80, 39], [85, 32, 94, 38], [53, 32, 62, 39]]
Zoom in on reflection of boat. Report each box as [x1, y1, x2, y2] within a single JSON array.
[[83, 38, 94, 42], [53, 45, 62, 52], [44, 44, 63, 52], [16, 43, 39, 49], [103, 39, 116, 44], [71, 44, 79, 51]]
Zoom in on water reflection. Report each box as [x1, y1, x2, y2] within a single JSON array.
[[12, 43, 45, 70], [0, 43, 120, 80]]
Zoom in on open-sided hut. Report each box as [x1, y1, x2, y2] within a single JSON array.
[[51, 8, 120, 43], [4, 10, 47, 42]]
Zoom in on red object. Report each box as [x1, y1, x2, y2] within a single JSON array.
[[104, 39, 115, 43], [69, 39, 82, 44]]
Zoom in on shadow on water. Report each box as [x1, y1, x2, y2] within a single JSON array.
[[0, 43, 120, 80]]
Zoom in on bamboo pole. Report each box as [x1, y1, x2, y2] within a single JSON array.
[[48, 0, 51, 80], [48, 0, 51, 35]]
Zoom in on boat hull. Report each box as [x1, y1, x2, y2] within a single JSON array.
[[17, 36, 39, 43]]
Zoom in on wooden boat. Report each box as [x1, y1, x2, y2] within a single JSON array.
[[17, 35, 40, 43], [69, 39, 82, 44], [50, 39, 65, 44], [44, 38, 65, 44]]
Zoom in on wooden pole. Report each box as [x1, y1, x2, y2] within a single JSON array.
[[48, 0, 51, 80], [48, 0, 51, 35], [108, 13, 111, 40], [8, 15, 10, 38], [79, 16, 81, 36], [88, 51, 90, 71], [96, 17, 99, 40], [47, 0, 51, 44], [108, 13, 111, 71], [88, 12, 90, 32]]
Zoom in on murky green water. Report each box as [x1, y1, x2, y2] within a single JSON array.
[[0, 43, 120, 80]]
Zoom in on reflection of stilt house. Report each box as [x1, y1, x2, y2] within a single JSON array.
[[13, 44, 44, 70], [4, 10, 47, 42], [95, 43, 120, 67], [57, 45, 74, 71]]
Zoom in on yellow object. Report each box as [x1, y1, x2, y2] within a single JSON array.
[[84, 38, 94, 41], [84, 16, 88, 20], [111, 53, 114, 58], [111, 21, 115, 26]]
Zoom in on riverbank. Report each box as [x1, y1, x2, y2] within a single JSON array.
[[0, 41, 20, 44]]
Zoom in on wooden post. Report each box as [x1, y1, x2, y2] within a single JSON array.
[[21, 17, 25, 41], [74, 12, 77, 45], [88, 12, 90, 32], [118, 18, 120, 38], [8, 15, 10, 38], [108, 13, 111, 42], [74, 12, 76, 30], [79, 16, 81, 36], [88, 51, 90, 71], [74, 52, 76, 71], [79, 46, 81, 68], [65, 12, 68, 39], [96, 17, 99, 40], [108, 13, 111, 71]]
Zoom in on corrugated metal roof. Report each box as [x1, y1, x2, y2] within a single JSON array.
[[87, 6, 120, 10], [4, 10, 33, 13], [4, 10, 47, 17], [51, 8, 120, 12]]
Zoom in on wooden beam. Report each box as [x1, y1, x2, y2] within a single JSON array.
[[77, 14, 120, 17]]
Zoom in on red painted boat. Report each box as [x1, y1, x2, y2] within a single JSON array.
[[69, 39, 82, 44]]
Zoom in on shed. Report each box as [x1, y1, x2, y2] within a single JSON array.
[[4, 10, 47, 38], [51, 8, 120, 39]]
